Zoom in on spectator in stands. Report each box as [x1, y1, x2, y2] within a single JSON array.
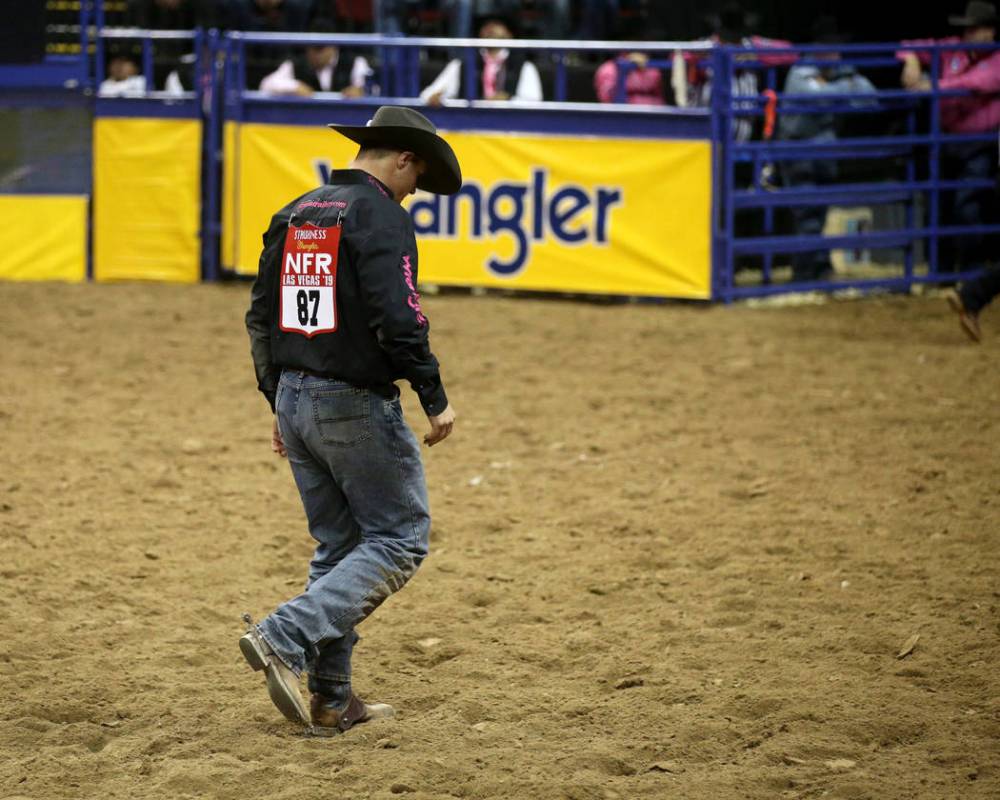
[[420, 15, 542, 105], [673, 3, 795, 141], [779, 18, 877, 283], [594, 51, 665, 105], [898, 1, 1000, 276], [259, 18, 373, 96], [593, 16, 665, 106], [124, 0, 220, 93], [99, 51, 146, 97]]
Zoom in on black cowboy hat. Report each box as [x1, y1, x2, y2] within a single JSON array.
[[328, 106, 462, 195], [949, 1, 998, 26]]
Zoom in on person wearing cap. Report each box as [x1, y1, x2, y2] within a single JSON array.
[[898, 2, 1000, 281], [241, 106, 461, 734]]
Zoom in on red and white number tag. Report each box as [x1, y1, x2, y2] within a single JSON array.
[[279, 221, 341, 337]]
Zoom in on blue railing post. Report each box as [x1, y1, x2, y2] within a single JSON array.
[[928, 48, 941, 277], [722, 46, 737, 301], [555, 50, 566, 102], [904, 104, 916, 280], [142, 38, 154, 92], [409, 45, 420, 98], [391, 34, 405, 98], [79, 0, 92, 90], [201, 28, 222, 282], [462, 47, 475, 102], [762, 66, 777, 284], [709, 44, 732, 302], [614, 57, 628, 103], [94, 0, 106, 87]]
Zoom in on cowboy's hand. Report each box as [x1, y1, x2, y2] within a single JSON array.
[[293, 81, 315, 97], [340, 85, 364, 98], [425, 404, 456, 447], [272, 416, 287, 458], [426, 90, 445, 107], [627, 52, 649, 68], [901, 55, 922, 89]]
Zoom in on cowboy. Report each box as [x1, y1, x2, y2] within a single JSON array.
[[898, 1, 1000, 280], [242, 106, 461, 734]]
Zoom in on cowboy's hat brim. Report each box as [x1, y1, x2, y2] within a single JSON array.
[[328, 123, 462, 195]]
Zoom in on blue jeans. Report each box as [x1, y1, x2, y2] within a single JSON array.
[[258, 371, 430, 704]]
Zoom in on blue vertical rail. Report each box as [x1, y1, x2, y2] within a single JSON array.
[[94, 0, 105, 88], [710, 46, 733, 302], [904, 105, 916, 280], [80, 0, 92, 89], [928, 51, 941, 277], [201, 28, 221, 281]]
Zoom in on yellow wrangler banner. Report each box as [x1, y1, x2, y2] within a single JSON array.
[[224, 123, 711, 298], [0, 195, 88, 282], [93, 117, 201, 283]]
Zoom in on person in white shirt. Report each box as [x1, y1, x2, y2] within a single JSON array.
[[99, 54, 147, 98], [259, 18, 373, 98], [420, 17, 543, 105]]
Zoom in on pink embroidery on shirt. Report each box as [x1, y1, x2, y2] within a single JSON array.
[[297, 200, 347, 210], [400, 254, 427, 326], [366, 175, 390, 198]]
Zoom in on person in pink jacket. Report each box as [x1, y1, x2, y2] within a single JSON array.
[[898, 1, 1000, 279], [594, 52, 665, 106]]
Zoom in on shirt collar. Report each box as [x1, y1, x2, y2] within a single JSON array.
[[328, 168, 393, 198], [479, 47, 509, 63]]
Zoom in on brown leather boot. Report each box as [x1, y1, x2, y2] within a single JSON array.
[[239, 623, 310, 726], [309, 693, 395, 736], [947, 290, 982, 342]]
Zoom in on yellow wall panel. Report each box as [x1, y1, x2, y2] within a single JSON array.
[[0, 195, 88, 282], [223, 123, 711, 299], [93, 117, 201, 283]]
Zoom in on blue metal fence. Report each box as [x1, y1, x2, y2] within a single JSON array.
[[712, 41, 1000, 301]]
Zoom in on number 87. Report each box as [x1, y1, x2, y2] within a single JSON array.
[[296, 290, 320, 326]]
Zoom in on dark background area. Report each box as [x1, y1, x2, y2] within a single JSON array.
[[644, 0, 965, 43], [0, 0, 46, 63]]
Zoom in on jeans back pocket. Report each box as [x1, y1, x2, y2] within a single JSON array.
[[311, 388, 371, 447]]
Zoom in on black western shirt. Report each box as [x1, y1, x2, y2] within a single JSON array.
[[246, 169, 448, 416]]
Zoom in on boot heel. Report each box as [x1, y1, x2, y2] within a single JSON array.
[[239, 632, 269, 671]]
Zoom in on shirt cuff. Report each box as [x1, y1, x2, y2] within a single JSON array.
[[414, 376, 448, 416]]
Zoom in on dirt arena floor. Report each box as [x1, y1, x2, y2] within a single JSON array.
[[1, 282, 998, 800]]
